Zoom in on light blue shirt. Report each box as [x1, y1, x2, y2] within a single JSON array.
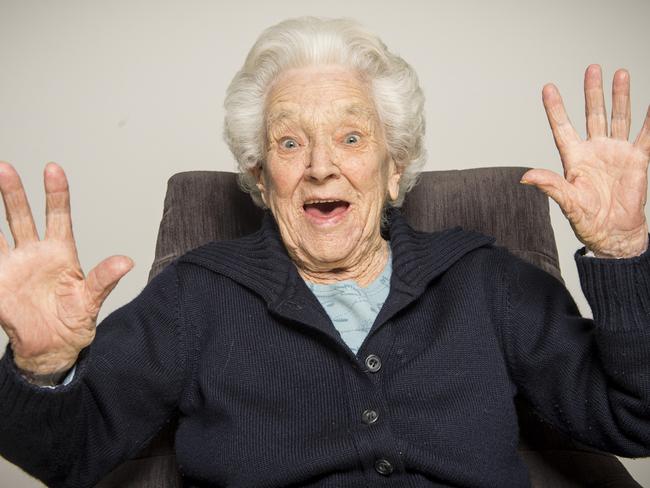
[[305, 251, 392, 355]]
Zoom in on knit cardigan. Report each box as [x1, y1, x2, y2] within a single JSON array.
[[1, 210, 650, 488]]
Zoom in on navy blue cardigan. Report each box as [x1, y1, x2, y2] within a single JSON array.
[[1, 210, 650, 487]]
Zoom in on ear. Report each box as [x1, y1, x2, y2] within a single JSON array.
[[387, 159, 402, 202], [250, 165, 268, 206]]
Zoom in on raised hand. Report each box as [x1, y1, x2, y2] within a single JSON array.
[[521, 65, 650, 258], [0, 162, 133, 382]]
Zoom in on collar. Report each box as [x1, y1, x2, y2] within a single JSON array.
[[179, 207, 495, 354]]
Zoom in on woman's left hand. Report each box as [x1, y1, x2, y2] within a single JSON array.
[[522, 64, 650, 258]]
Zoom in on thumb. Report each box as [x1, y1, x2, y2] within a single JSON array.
[[520, 168, 573, 211], [86, 255, 134, 309]]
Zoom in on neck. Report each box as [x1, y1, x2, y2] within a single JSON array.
[[296, 238, 390, 287]]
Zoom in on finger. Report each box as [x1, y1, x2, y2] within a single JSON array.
[[0, 231, 9, 254], [520, 168, 575, 211], [86, 255, 134, 310], [44, 163, 74, 241], [584, 64, 608, 139], [610, 69, 631, 140], [0, 162, 40, 246], [633, 105, 650, 156], [542, 84, 581, 159]]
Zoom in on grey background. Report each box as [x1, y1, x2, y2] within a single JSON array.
[[1, 0, 649, 485]]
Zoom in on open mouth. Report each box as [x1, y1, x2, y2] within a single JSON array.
[[303, 200, 350, 220]]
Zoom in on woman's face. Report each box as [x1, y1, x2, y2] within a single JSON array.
[[257, 65, 400, 274]]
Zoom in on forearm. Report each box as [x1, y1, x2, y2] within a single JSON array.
[[502, 247, 650, 456], [576, 242, 650, 330], [0, 346, 85, 486], [0, 263, 186, 486]]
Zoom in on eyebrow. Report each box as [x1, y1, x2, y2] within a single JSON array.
[[266, 110, 294, 127], [266, 103, 377, 127], [343, 104, 376, 120]]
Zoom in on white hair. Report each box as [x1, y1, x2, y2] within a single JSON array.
[[223, 17, 426, 207]]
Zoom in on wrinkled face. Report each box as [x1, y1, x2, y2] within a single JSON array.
[[257, 65, 400, 272]]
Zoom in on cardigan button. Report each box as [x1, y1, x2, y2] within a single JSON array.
[[361, 409, 379, 425], [365, 354, 382, 372], [374, 458, 394, 476]]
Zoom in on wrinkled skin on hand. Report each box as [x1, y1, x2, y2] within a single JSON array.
[[0, 162, 133, 378], [522, 65, 650, 258]]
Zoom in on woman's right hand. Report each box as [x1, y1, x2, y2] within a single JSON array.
[[0, 162, 133, 381]]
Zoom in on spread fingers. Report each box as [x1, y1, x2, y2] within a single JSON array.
[[44, 163, 74, 242], [610, 69, 631, 140], [0, 162, 39, 247], [584, 64, 608, 139], [0, 231, 9, 254], [634, 105, 650, 156], [543, 84, 581, 161]]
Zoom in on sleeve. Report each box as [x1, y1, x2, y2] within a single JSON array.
[[61, 365, 76, 386], [0, 262, 188, 488], [499, 245, 650, 457], [32, 364, 76, 390]]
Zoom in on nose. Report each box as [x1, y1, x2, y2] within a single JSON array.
[[305, 138, 340, 182]]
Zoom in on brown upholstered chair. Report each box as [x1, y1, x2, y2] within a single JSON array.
[[96, 167, 642, 487]]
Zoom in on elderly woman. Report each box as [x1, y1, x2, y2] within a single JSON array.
[[1, 17, 650, 487]]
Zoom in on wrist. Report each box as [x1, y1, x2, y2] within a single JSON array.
[[13, 350, 79, 385], [589, 228, 649, 259], [17, 366, 73, 387]]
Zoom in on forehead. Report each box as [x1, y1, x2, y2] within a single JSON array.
[[266, 65, 379, 125]]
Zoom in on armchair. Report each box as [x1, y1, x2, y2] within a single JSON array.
[[96, 167, 641, 487]]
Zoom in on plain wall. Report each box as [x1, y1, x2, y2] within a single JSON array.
[[1, 0, 649, 485]]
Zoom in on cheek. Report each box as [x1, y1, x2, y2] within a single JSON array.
[[342, 155, 389, 196], [265, 159, 305, 199]]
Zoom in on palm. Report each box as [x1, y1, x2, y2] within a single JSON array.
[[523, 65, 650, 257], [559, 138, 648, 249], [0, 241, 91, 361], [0, 163, 132, 375]]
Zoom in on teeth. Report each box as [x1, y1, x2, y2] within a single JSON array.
[[304, 199, 342, 205]]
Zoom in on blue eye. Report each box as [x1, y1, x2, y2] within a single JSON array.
[[281, 138, 298, 150], [344, 134, 360, 145]]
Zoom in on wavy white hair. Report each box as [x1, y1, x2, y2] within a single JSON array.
[[223, 17, 426, 207]]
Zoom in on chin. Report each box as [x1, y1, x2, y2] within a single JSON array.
[[300, 227, 364, 265]]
